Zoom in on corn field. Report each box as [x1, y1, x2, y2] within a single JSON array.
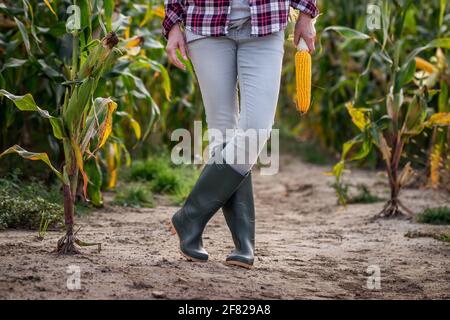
[[0, 0, 449, 300]]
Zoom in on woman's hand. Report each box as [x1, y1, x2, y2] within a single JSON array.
[[293, 12, 316, 52], [166, 24, 189, 70]]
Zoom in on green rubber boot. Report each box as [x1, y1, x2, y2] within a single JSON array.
[[171, 162, 247, 262], [223, 171, 255, 269]]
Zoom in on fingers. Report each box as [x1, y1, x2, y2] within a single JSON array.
[[167, 47, 185, 70], [179, 42, 188, 60], [293, 33, 301, 47], [167, 40, 187, 70], [293, 26, 301, 47], [294, 13, 317, 53], [304, 36, 316, 53]]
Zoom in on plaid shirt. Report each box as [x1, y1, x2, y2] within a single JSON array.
[[162, 0, 319, 39]]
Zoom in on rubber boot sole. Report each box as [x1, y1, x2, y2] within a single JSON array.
[[168, 219, 207, 263], [225, 259, 253, 270]]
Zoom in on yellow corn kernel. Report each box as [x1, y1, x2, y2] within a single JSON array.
[[295, 49, 312, 114]]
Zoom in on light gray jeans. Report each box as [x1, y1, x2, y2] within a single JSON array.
[[187, 19, 285, 175]]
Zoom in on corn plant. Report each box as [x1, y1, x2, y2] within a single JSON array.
[[0, 0, 122, 253], [1, 0, 169, 206], [421, 52, 450, 189], [327, 0, 450, 218]]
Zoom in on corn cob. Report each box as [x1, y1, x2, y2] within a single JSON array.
[[64, 32, 119, 134], [78, 32, 119, 79], [295, 38, 312, 114]]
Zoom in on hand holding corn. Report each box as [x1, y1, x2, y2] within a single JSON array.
[[294, 13, 316, 114], [295, 39, 312, 114]]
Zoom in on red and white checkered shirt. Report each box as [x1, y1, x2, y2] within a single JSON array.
[[162, 0, 319, 39]]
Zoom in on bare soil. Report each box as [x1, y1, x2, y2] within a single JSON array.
[[0, 155, 449, 299]]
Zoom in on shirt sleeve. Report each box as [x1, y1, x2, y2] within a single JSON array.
[[162, 0, 186, 39], [290, 0, 319, 18]]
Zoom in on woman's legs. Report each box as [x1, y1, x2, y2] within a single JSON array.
[[187, 30, 284, 172], [187, 37, 239, 157], [173, 31, 284, 266], [222, 31, 285, 174], [221, 31, 284, 268], [171, 37, 245, 262]]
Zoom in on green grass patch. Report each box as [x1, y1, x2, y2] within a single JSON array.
[[416, 207, 450, 225], [347, 185, 383, 204], [0, 172, 64, 233], [405, 230, 450, 244], [112, 182, 155, 208], [118, 153, 199, 206], [331, 182, 383, 205], [0, 170, 95, 234]]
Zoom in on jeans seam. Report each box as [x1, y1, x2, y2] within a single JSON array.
[[237, 52, 250, 132]]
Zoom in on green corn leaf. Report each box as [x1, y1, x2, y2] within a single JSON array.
[[13, 17, 31, 57], [439, 81, 448, 112], [0, 58, 27, 72], [439, 0, 447, 28], [63, 78, 95, 134], [401, 96, 427, 136], [0, 89, 64, 139], [70, 137, 89, 199], [322, 26, 371, 41], [79, 0, 92, 45], [139, 2, 153, 28], [37, 59, 64, 80], [130, 57, 171, 101], [104, 0, 114, 31], [394, 58, 416, 93], [404, 38, 450, 66], [0, 145, 63, 181], [85, 157, 103, 207]]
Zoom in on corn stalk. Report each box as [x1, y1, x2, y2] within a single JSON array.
[[0, 31, 120, 253], [326, 0, 450, 219]]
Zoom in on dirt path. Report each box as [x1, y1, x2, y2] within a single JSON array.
[[0, 155, 449, 299]]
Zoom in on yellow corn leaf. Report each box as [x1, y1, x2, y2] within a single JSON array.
[[126, 47, 141, 56], [436, 48, 446, 70], [70, 138, 88, 199], [415, 57, 436, 74], [97, 99, 117, 149], [109, 169, 118, 189], [116, 111, 142, 140], [124, 26, 130, 40], [153, 6, 165, 18], [425, 112, 450, 127], [0, 145, 63, 181], [378, 135, 392, 164], [44, 0, 57, 18], [429, 143, 442, 188], [398, 162, 415, 189], [129, 118, 142, 140], [332, 160, 345, 180], [106, 143, 118, 189], [139, 3, 153, 27], [346, 102, 370, 131], [125, 36, 144, 49]]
